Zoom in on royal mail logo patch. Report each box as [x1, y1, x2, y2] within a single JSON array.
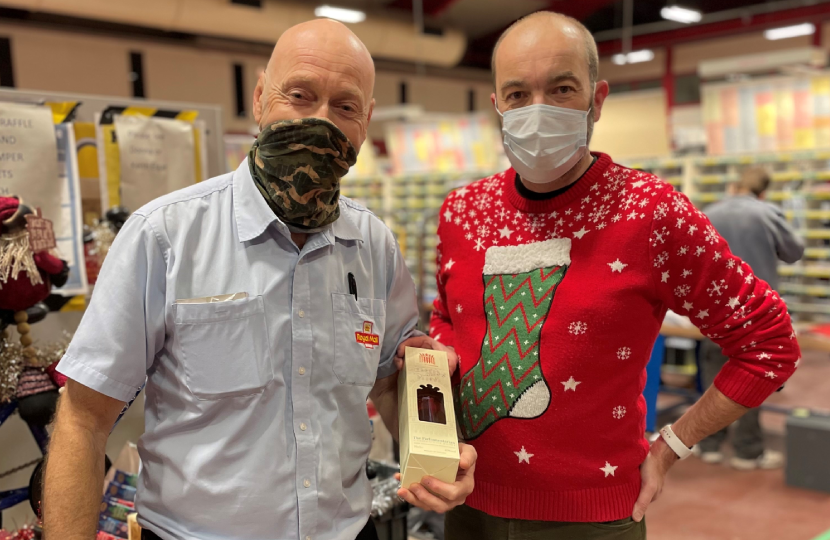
[[355, 321, 380, 349]]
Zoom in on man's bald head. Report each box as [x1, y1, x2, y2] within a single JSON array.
[[492, 12, 598, 87], [268, 19, 375, 102], [253, 18, 377, 151]]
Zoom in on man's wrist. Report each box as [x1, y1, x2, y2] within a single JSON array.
[[650, 436, 680, 468]]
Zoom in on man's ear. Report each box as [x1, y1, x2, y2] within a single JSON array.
[[367, 98, 375, 124], [592, 80, 611, 123], [252, 71, 267, 127]]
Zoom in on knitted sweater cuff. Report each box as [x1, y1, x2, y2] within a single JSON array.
[[713, 362, 781, 408]]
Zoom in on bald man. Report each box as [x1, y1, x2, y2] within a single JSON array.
[[430, 11, 798, 540], [44, 20, 475, 540]]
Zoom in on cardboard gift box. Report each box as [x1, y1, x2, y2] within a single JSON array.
[[398, 347, 460, 489]]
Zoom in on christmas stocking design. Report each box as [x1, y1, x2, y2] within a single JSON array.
[[457, 239, 570, 440]]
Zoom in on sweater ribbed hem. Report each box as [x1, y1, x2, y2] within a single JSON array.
[[505, 152, 613, 213], [465, 478, 641, 523], [713, 362, 782, 408]]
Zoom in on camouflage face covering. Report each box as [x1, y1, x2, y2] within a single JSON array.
[[249, 118, 357, 230]]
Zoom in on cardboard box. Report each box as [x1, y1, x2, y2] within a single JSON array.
[[398, 347, 460, 489]]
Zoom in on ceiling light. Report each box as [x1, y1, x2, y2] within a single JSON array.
[[612, 49, 655, 65], [314, 5, 366, 23], [661, 5, 702, 24], [764, 22, 815, 41]]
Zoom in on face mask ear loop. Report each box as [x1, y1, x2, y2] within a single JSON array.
[[494, 100, 504, 118]]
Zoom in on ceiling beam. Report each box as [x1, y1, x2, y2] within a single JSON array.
[[386, 0, 462, 17], [596, 1, 830, 55]]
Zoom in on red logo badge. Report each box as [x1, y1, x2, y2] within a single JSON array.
[[355, 321, 380, 349]]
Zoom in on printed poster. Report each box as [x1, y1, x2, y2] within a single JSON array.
[[0, 102, 60, 226]]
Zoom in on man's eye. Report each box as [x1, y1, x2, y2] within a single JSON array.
[[555, 87, 573, 94], [507, 92, 523, 100]]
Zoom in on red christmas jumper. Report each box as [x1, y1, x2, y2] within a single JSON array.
[[429, 153, 800, 522]]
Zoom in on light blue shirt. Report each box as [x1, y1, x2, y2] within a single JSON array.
[[57, 160, 420, 540]]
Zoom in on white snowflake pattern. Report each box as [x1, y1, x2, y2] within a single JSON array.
[[695, 246, 706, 257], [569, 321, 588, 336], [456, 304, 463, 314], [474, 193, 493, 211], [707, 279, 727, 297], [674, 285, 691, 297], [678, 246, 689, 256], [589, 204, 610, 223], [654, 252, 669, 267], [452, 199, 466, 213], [672, 194, 688, 214], [654, 203, 668, 220], [676, 217, 686, 229], [651, 227, 669, 247], [477, 225, 490, 238], [704, 225, 720, 245], [617, 347, 632, 360], [613, 406, 627, 419]]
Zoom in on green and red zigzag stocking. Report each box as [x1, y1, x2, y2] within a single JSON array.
[[457, 239, 570, 440]]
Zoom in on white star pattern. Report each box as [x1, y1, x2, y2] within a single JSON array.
[[758, 352, 771, 360], [728, 297, 740, 309], [683, 301, 693, 311], [573, 227, 589, 239], [498, 225, 514, 239], [514, 446, 534, 464], [444, 259, 456, 271], [765, 371, 777, 379], [456, 304, 463, 314], [608, 259, 628, 273], [600, 462, 618, 477], [661, 271, 670, 283], [561, 376, 581, 392]]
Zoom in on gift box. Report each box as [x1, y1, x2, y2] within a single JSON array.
[[113, 470, 138, 488], [100, 498, 134, 522], [105, 482, 137, 502], [98, 516, 128, 539], [397, 347, 459, 489]]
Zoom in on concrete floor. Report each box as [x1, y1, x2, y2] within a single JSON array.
[[647, 348, 830, 540]]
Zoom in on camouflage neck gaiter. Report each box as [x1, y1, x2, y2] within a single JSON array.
[[248, 118, 357, 230]]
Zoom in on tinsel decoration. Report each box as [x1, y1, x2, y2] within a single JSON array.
[[371, 476, 403, 518], [0, 524, 37, 540], [88, 221, 116, 268], [0, 233, 42, 289], [0, 332, 72, 403], [0, 338, 24, 403]]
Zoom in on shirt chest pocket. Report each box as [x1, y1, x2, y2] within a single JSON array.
[[174, 296, 272, 400], [332, 293, 387, 387]]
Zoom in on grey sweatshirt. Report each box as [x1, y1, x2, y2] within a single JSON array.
[[704, 195, 804, 291]]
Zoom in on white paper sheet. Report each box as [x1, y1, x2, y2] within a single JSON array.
[[115, 115, 195, 211]]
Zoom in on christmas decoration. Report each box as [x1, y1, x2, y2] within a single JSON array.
[[84, 206, 128, 285], [457, 239, 569, 440]]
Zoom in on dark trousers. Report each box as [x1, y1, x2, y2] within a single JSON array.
[[698, 339, 764, 459], [445, 504, 645, 540], [142, 518, 379, 540]]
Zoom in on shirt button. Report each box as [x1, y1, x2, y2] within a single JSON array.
[[298, 367, 306, 375], [298, 310, 305, 318], [303, 479, 311, 488], [306, 536, 311, 540], [300, 423, 307, 431]]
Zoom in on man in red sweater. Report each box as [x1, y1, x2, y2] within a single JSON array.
[[430, 11, 800, 539]]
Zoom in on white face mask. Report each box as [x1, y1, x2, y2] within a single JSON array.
[[496, 101, 591, 184]]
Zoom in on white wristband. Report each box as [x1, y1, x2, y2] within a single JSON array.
[[659, 424, 693, 460]]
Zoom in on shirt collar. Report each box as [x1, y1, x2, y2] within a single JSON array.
[[233, 158, 363, 243]]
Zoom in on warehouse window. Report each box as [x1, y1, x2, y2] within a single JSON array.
[[0, 37, 13, 88], [399, 81, 408, 104], [674, 74, 701, 105], [233, 63, 246, 117], [129, 51, 145, 98]]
